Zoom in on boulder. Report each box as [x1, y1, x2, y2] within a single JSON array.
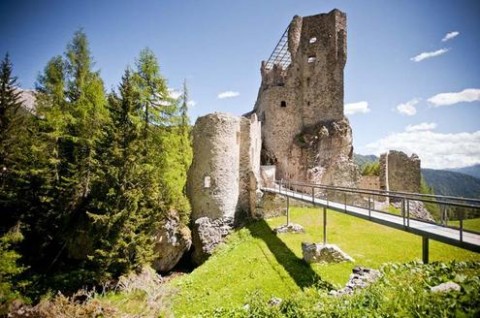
[[152, 216, 192, 272], [273, 223, 305, 234], [430, 281, 461, 293], [192, 217, 234, 265], [302, 243, 354, 264]]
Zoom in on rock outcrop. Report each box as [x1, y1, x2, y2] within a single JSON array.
[[331, 267, 381, 296], [152, 215, 192, 272]]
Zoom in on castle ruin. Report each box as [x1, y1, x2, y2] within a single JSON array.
[[251, 9, 358, 187], [187, 9, 360, 263]]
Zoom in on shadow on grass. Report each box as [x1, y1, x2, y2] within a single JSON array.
[[247, 219, 331, 290]]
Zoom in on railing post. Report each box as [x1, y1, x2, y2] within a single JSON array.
[[422, 236, 429, 264], [312, 186, 315, 205], [407, 199, 410, 227], [323, 206, 327, 245], [459, 208, 463, 242], [401, 198, 405, 226], [286, 195, 290, 226], [344, 192, 347, 212], [368, 195, 371, 218]]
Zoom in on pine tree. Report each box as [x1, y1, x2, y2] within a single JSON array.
[[0, 53, 23, 180], [0, 53, 29, 231]]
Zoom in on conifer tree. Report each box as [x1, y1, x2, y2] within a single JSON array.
[[0, 53, 29, 230]]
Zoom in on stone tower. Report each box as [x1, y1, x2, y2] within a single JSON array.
[[252, 9, 358, 187]]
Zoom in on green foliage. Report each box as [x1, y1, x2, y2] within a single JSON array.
[[361, 161, 380, 176], [195, 260, 480, 317], [0, 228, 29, 315], [0, 53, 31, 229], [0, 33, 192, 299]]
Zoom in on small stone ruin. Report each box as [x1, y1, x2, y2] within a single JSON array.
[[302, 242, 354, 264]]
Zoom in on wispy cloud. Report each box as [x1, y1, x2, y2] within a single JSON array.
[[217, 91, 240, 99], [396, 98, 420, 116], [168, 88, 182, 99], [405, 122, 437, 132], [366, 130, 480, 169], [442, 31, 460, 42], [428, 88, 480, 107], [410, 48, 449, 62], [344, 101, 370, 115], [187, 100, 197, 108]]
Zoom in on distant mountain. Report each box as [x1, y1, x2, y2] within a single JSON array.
[[354, 153, 378, 168], [447, 164, 480, 180], [421, 168, 480, 199]]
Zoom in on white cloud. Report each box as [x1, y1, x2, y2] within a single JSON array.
[[217, 91, 240, 99], [410, 48, 449, 62], [365, 130, 480, 169], [187, 100, 197, 108], [168, 88, 182, 99], [427, 88, 480, 107], [442, 31, 460, 42], [396, 98, 420, 116], [405, 122, 437, 132], [344, 101, 370, 115]]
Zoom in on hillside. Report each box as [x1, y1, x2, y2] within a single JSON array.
[[353, 153, 378, 168], [422, 168, 480, 199], [448, 164, 480, 180]]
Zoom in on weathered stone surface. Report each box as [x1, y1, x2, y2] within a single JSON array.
[[252, 9, 358, 187], [268, 297, 283, 307], [273, 223, 305, 234], [152, 215, 192, 272], [302, 243, 354, 263], [253, 191, 286, 219], [380, 150, 421, 193], [191, 217, 234, 265], [430, 281, 461, 293], [392, 200, 434, 222], [187, 112, 261, 223], [331, 267, 381, 296]]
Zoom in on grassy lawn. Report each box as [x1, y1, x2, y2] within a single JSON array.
[[169, 206, 480, 317], [448, 217, 480, 233]]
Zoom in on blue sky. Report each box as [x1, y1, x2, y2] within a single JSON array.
[[1, 0, 479, 169]]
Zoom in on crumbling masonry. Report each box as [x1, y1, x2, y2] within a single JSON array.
[[251, 9, 358, 187]]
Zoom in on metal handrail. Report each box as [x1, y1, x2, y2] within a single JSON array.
[[276, 179, 480, 209], [271, 179, 480, 240]]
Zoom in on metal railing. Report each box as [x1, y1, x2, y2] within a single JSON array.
[[274, 179, 480, 241]]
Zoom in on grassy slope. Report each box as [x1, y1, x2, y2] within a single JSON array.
[[170, 206, 480, 317]]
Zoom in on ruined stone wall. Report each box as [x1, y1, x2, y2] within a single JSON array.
[[359, 175, 380, 191], [238, 114, 262, 219], [187, 113, 241, 221], [253, 9, 357, 187], [379, 150, 421, 193], [187, 112, 261, 223]]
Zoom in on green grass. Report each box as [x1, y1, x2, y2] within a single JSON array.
[[449, 217, 480, 233], [169, 206, 480, 317]]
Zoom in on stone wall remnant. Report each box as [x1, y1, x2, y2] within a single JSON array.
[[186, 112, 262, 264], [251, 9, 358, 187], [379, 150, 421, 193]]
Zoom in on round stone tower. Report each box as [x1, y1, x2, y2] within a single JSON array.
[[187, 113, 241, 221]]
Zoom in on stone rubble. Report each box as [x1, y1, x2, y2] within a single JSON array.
[[302, 243, 354, 264], [330, 266, 381, 296]]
